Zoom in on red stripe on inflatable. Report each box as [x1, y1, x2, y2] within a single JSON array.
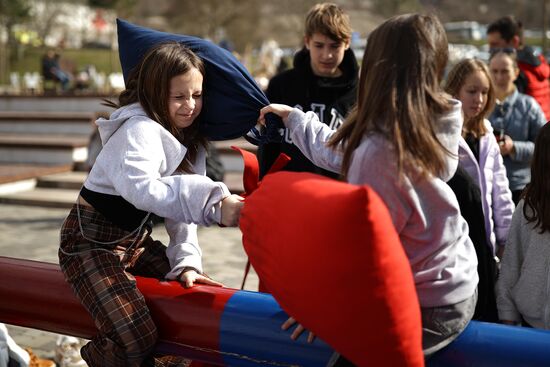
[[0, 256, 236, 364]]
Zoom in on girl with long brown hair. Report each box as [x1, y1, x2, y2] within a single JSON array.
[[259, 13, 478, 357], [58, 42, 243, 366]]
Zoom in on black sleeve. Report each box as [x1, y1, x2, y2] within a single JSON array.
[[257, 142, 282, 178], [258, 76, 284, 178], [514, 70, 528, 94]]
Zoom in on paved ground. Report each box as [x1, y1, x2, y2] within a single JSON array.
[[0, 203, 258, 363]]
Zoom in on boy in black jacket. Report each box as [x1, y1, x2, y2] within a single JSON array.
[[258, 2, 358, 178]]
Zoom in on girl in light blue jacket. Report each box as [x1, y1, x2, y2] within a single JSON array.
[[445, 58, 515, 259], [488, 50, 546, 204]]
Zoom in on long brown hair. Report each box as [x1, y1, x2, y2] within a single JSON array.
[[522, 123, 550, 233], [445, 58, 496, 138], [104, 42, 207, 173], [328, 13, 452, 179]]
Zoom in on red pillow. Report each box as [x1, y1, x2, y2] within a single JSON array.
[[240, 171, 423, 367]]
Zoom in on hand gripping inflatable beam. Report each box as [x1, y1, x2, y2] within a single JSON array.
[[1, 256, 550, 366]]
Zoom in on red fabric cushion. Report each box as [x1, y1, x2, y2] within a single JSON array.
[[240, 171, 423, 367]]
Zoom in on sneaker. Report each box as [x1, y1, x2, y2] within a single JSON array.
[[25, 348, 56, 367], [0, 323, 30, 366], [54, 336, 87, 367]]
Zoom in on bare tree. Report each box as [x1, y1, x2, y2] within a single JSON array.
[[371, 0, 422, 17], [28, 0, 69, 44], [163, 0, 262, 51], [0, 0, 31, 82]]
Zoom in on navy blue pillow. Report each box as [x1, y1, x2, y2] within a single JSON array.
[[117, 19, 281, 141]]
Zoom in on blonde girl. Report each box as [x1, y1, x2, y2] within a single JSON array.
[[445, 58, 514, 259]]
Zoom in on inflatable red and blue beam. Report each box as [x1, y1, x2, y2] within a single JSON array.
[[1, 256, 550, 366], [0, 256, 332, 366]]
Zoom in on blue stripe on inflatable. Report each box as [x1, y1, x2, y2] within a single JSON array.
[[220, 291, 550, 366], [219, 290, 334, 366], [428, 320, 550, 367]]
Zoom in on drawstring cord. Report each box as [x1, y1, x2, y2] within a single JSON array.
[[59, 198, 151, 257]]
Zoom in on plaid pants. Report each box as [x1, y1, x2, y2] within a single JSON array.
[[59, 204, 191, 367]]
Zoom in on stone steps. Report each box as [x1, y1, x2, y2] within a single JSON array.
[[0, 133, 90, 166], [0, 163, 74, 185], [0, 163, 74, 196], [0, 95, 110, 113], [0, 111, 97, 135], [0, 187, 80, 208], [0, 110, 96, 167]]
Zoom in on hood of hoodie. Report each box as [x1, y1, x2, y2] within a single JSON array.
[[518, 46, 550, 80], [95, 103, 148, 145], [292, 47, 359, 89]]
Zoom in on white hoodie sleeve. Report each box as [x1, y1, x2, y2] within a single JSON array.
[[285, 109, 342, 173], [163, 218, 203, 279], [106, 120, 230, 226]]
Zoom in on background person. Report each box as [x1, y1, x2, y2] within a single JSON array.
[[487, 15, 550, 120], [257, 2, 358, 179], [444, 58, 515, 322], [445, 58, 514, 259], [41, 49, 70, 91], [497, 123, 550, 329], [488, 49, 546, 204]]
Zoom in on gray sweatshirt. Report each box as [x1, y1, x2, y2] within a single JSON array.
[[285, 100, 479, 307], [497, 200, 550, 328], [84, 103, 230, 278]]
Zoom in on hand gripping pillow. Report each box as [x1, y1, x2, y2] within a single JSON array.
[[240, 172, 423, 367], [116, 19, 274, 141]]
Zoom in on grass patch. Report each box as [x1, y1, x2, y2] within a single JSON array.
[[9, 47, 122, 75]]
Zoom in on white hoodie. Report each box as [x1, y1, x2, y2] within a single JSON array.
[[84, 103, 230, 278]]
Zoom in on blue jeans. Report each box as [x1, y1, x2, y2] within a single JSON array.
[[53, 69, 70, 90]]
